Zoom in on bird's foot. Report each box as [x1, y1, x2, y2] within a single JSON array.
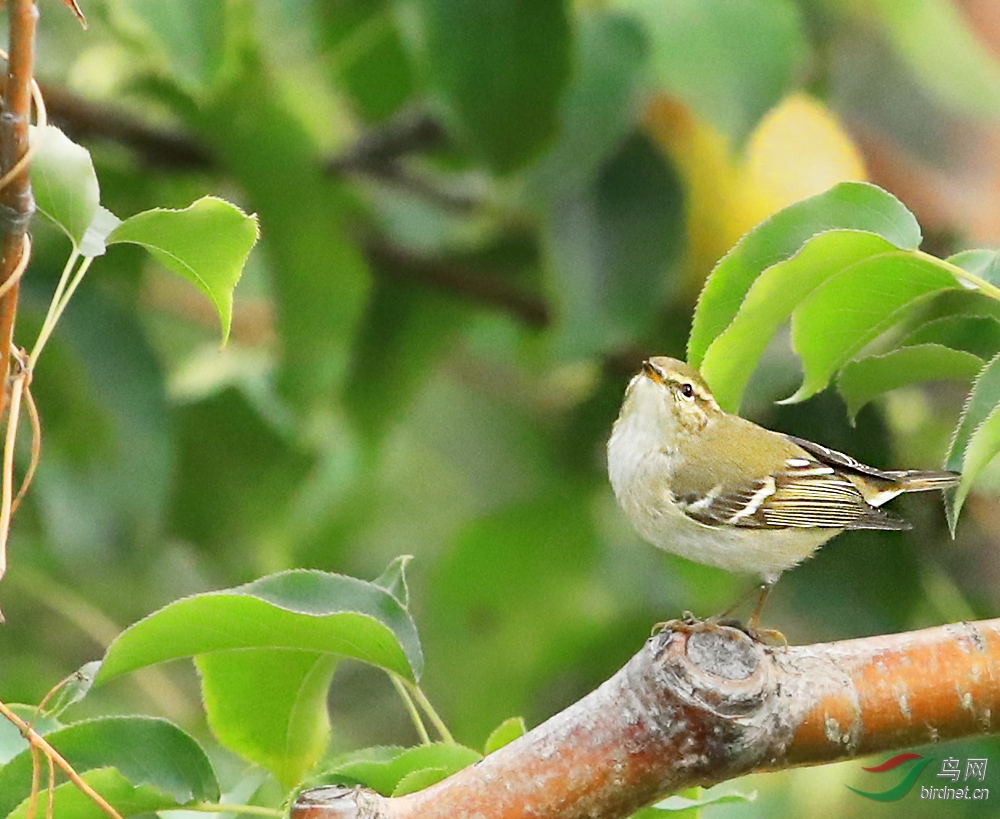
[[730, 620, 788, 649], [653, 612, 787, 648], [651, 610, 702, 635]]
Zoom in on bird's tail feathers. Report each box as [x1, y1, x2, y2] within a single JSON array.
[[885, 469, 961, 492]]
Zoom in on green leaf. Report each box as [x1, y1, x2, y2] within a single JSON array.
[[949, 406, 1000, 536], [0, 716, 218, 818], [547, 133, 684, 357], [80, 207, 122, 258], [319, 0, 416, 122], [483, 716, 526, 755], [617, 0, 805, 142], [838, 344, 983, 421], [5, 768, 190, 819], [107, 196, 259, 344], [392, 767, 451, 796], [868, 0, 1000, 120], [786, 252, 962, 403], [402, 0, 572, 173], [524, 13, 648, 204], [885, 290, 1000, 347], [30, 125, 100, 249], [688, 182, 921, 367], [948, 248, 1000, 284], [197, 649, 338, 788], [945, 353, 1000, 532], [652, 789, 757, 811], [319, 744, 481, 796], [40, 661, 101, 720], [95, 568, 423, 685], [0, 706, 61, 766], [374, 554, 413, 608], [198, 59, 371, 405], [903, 315, 1000, 360], [700, 230, 898, 411], [345, 276, 469, 445]]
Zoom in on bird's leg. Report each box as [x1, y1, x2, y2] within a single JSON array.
[[651, 583, 788, 645], [652, 585, 767, 636], [747, 583, 772, 630], [715, 583, 768, 622], [700, 582, 787, 646], [743, 582, 787, 647]]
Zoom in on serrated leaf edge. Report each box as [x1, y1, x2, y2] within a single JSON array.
[[945, 351, 1000, 533], [836, 343, 983, 422], [782, 255, 961, 404], [689, 181, 920, 365]]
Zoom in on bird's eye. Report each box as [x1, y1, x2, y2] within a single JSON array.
[[680, 383, 695, 400]]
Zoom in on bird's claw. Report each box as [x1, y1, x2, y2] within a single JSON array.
[[652, 612, 788, 649], [651, 610, 701, 635]]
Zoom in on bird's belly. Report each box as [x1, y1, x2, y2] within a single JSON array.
[[633, 502, 836, 584]]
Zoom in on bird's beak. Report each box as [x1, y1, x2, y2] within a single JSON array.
[[641, 359, 665, 385]]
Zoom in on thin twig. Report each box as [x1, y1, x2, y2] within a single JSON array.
[[10, 359, 38, 516], [34, 665, 84, 717], [0, 699, 124, 819], [0, 0, 39, 419], [0, 233, 29, 299], [45, 751, 54, 819], [0, 61, 44, 194], [26, 743, 39, 819], [0, 357, 25, 584]]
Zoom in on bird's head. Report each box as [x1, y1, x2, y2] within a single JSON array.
[[620, 357, 721, 435]]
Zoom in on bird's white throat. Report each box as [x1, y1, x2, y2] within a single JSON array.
[[607, 375, 680, 504]]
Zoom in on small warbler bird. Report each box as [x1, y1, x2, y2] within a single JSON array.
[[607, 357, 960, 627]]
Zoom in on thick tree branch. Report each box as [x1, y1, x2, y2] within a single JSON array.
[[293, 618, 1000, 819]]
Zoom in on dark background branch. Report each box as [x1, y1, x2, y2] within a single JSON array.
[[43, 87, 540, 324]]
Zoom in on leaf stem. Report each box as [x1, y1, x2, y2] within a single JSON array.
[[404, 680, 455, 745], [390, 673, 431, 745], [29, 251, 92, 368], [0, 0, 39, 419], [915, 249, 1000, 303], [177, 803, 283, 817]]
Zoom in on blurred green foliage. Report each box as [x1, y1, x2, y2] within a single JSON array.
[[0, 0, 999, 816]]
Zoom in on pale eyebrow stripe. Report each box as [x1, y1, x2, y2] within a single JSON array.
[[665, 375, 713, 400]]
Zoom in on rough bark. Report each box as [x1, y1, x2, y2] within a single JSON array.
[[293, 618, 1000, 819]]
